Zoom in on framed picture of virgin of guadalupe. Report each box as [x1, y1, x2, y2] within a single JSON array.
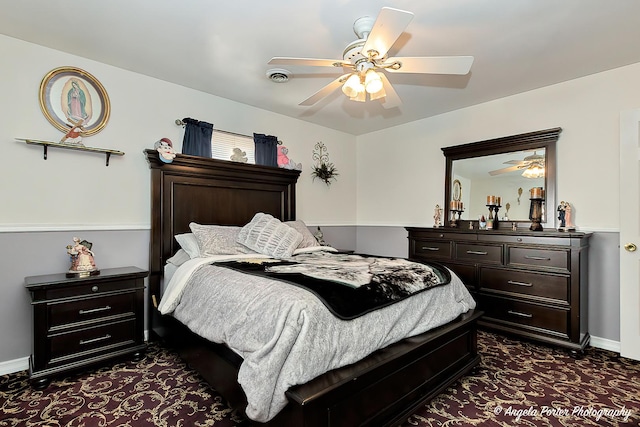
[[39, 66, 110, 137]]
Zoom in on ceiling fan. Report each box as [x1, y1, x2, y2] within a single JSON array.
[[267, 7, 474, 108], [489, 152, 545, 178]]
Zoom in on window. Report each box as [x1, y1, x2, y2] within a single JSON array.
[[211, 130, 255, 164]]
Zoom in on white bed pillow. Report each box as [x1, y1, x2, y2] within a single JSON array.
[[285, 220, 319, 249], [166, 248, 191, 266], [175, 233, 201, 259], [189, 223, 251, 256], [237, 213, 303, 258]]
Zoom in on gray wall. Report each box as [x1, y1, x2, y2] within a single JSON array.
[[0, 230, 149, 366], [0, 226, 619, 371]]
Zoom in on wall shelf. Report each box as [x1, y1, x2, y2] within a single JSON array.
[[16, 138, 124, 166]]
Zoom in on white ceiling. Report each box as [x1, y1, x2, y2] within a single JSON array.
[[2, 0, 639, 136]]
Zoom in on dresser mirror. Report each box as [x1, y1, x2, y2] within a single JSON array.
[[442, 128, 561, 229]]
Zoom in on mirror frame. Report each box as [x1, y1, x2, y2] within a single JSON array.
[[442, 127, 561, 230]]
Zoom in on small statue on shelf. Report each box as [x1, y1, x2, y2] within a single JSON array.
[[433, 204, 442, 228], [230, 147, 248, 163], [565, 203, 574, 230], [557, 201, 567, 229], [154, 138, 176, 163], [66, 237, 99, 277], [559, 201, 576, 231]]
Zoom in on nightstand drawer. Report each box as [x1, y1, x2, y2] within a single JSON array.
[[478, 295, 568, 337], [456, 243, 502, 264], [412, 240, 452, 259], [49, 319, 137, 364], [479, 267, 569, 304], [507, 247, 569, 271], [49, 292, 137, 329], [44, 278, 141, 300]]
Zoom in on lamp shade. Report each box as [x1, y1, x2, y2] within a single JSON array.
[[342, 74, 364, 98], [364, 69, 383, 94], [522, 163, 544, 178]]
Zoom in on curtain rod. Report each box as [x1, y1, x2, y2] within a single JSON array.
[[174, 119, 282, 144], [175, 119, 251, 139]]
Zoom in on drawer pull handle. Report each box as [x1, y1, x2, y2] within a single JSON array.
[[79, 334, 112, 345], [524, 255, 551, 261], [466, 250, 488, 255], [79, 306, 112, 315], [507, 280, 533, 287], [421, 246, 440, 251], [91, 286, 99, 292], [507, 310, 533, 318]]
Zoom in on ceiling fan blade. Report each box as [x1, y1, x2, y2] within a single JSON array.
[[299, 74, 351, 106], [377, 73, 401, 109], [489, 165, 521, 176], [385, 56, 474, 75], [504, 160, 525, 165], [268, 57, 349, 68], [362, 7, 414, 60]]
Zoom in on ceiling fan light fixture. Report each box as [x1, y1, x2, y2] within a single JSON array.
[[350, 90, 366, 102], [364, 69, 383, 94], [522, 163, 544, 178], [342, 74, 364, 98], [369, 83, 386, 100]]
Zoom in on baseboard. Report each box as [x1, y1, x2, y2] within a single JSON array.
[[0, 356, 29, 376], [589, 335, 621, 353]]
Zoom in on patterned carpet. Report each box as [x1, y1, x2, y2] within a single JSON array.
[[1, 331, 639, 426]]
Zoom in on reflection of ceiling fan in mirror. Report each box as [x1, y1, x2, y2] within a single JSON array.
[[267, 7, 474, 107], [489, 152, 545, 178]]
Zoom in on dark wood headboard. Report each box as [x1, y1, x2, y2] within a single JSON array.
[[145, 149, 301, 335]]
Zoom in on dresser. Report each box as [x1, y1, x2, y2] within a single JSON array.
[[406, 227, 591, 352], [25, 266, 148, 389]]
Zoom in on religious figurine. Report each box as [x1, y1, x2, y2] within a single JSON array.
[[66, 237, 99, 277], [564, 202, 576, 231], [154, 138, 176, 163], [557, 201, 567, 229], [433, 204, 442, 228]]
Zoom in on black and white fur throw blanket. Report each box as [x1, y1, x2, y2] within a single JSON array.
[[215, 252, 451, 320]]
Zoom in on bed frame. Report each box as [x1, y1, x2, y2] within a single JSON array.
[[145, 149, 481, 426]]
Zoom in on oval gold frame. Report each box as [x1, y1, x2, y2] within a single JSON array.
[[452, 179, 462, 201], [39, 66, 110, 137]]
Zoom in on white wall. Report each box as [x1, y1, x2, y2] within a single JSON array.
[[356, 62, 640, 230], [0, 35, 357, 230], [0, 34, 356, 368]]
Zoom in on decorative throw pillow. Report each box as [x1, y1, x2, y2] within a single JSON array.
[[286, 220, 320, 249], [237, 213, 303, 258], [174, 233, 201, 259], [189, 223, 247, 256]]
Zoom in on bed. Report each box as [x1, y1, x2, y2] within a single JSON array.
[[145, 149, 481, 426]]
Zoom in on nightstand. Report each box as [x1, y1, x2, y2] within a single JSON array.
[[25, 266, 148, 389]]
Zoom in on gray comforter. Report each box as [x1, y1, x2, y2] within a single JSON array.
[[171, 259, 476, 422]]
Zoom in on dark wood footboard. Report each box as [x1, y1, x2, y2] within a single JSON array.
[[162, 310, 482, 427]]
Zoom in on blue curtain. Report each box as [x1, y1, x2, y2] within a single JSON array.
[[182, 118, 213, 157], [253, 133, 278, 167]]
